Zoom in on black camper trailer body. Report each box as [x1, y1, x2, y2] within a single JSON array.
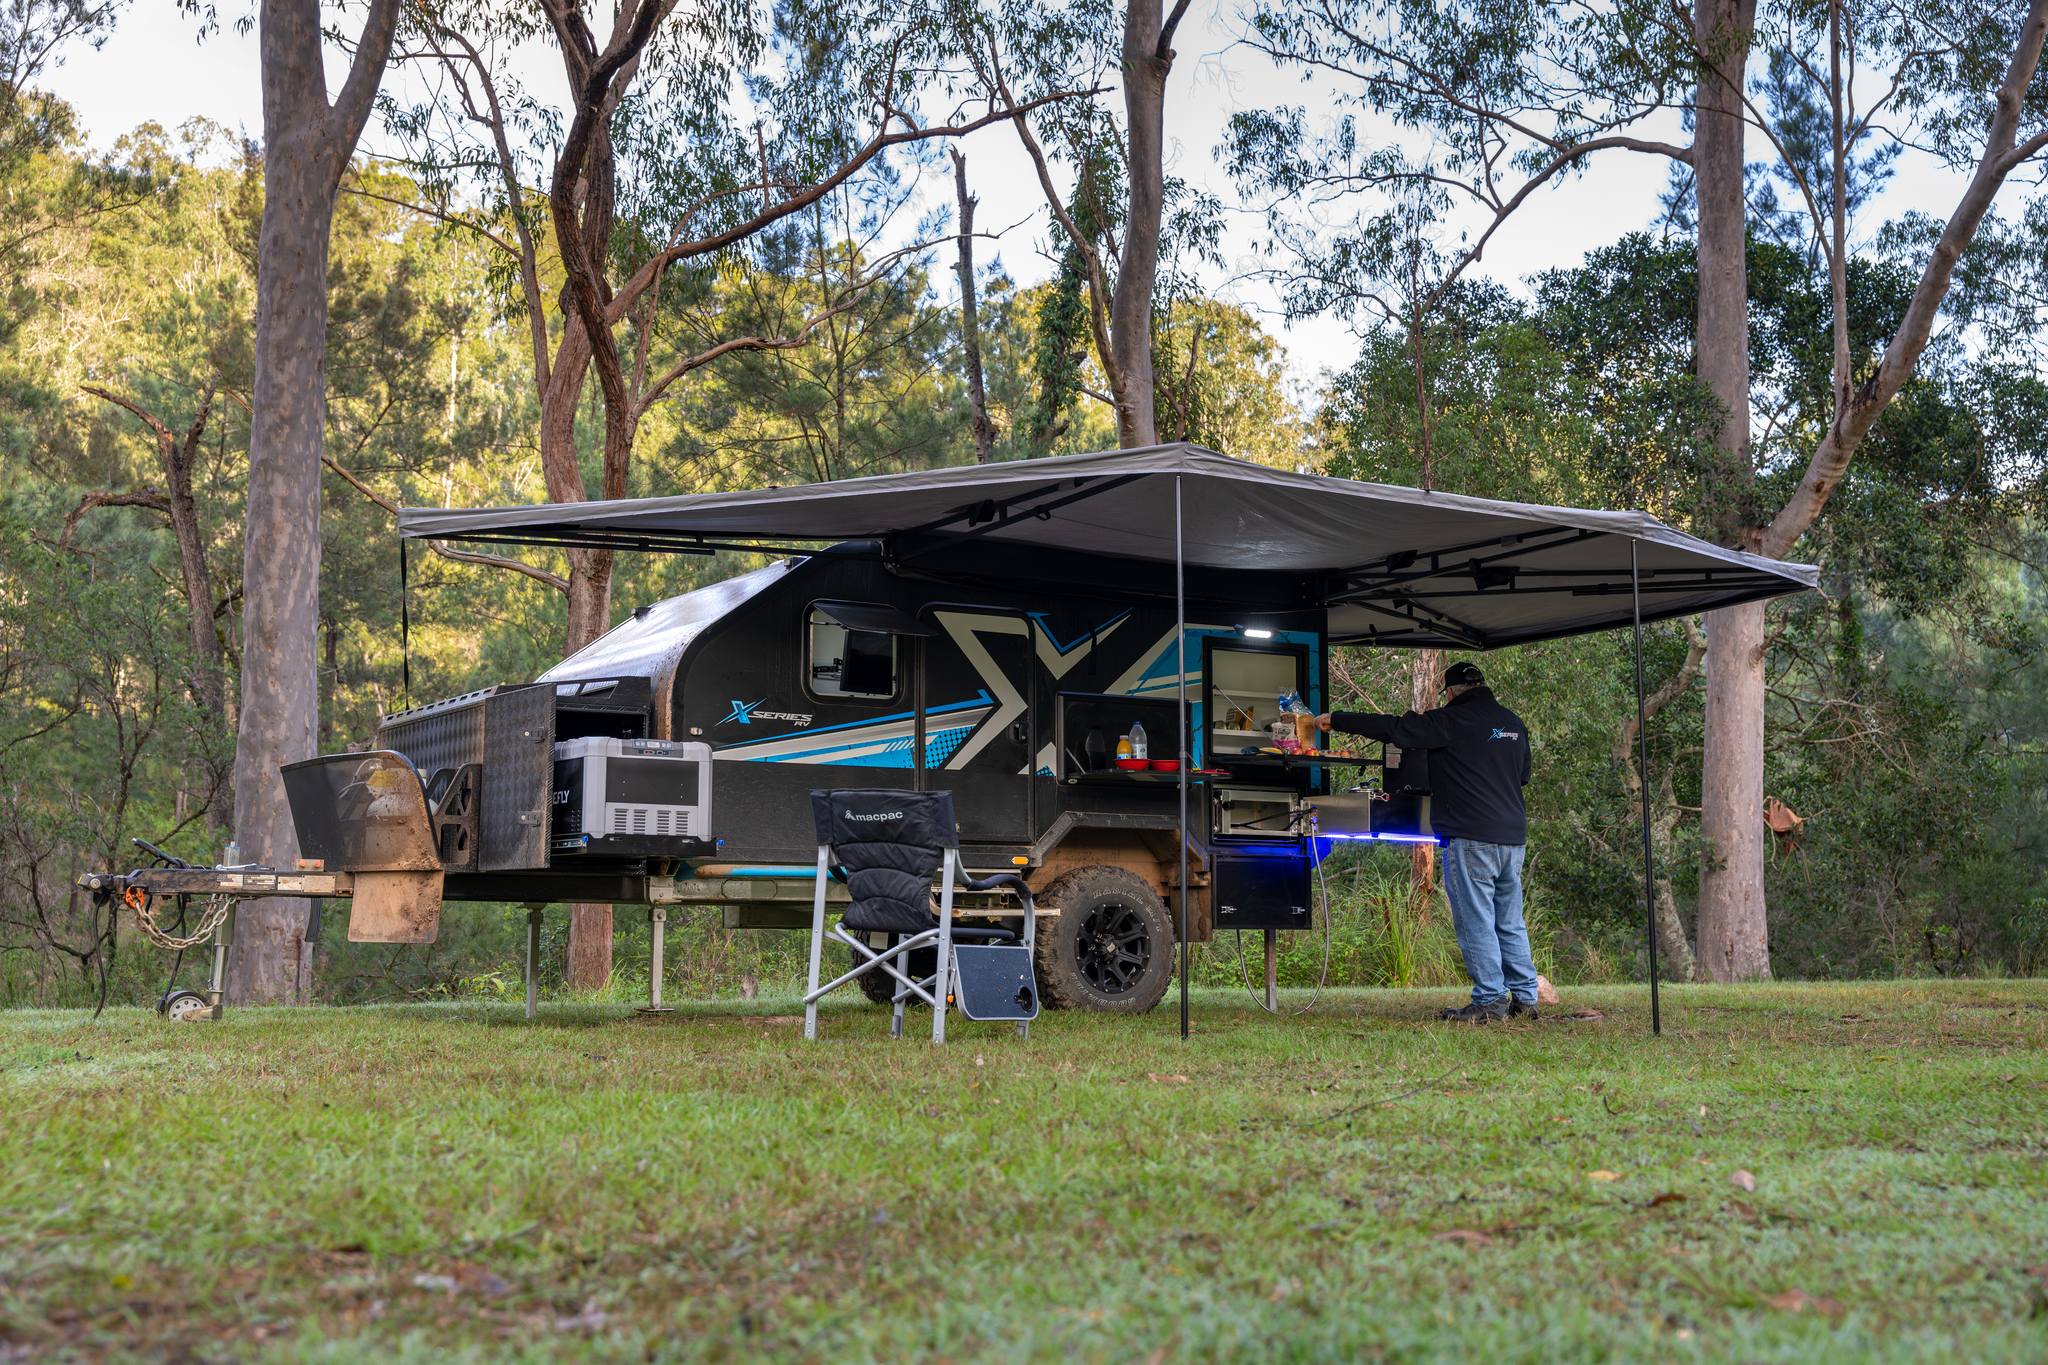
[[363, 538, 1366, 1010]]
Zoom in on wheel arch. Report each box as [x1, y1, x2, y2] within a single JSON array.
[[1025, 811, 1211, 942]]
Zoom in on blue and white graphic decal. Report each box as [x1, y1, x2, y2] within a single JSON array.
[[717, 696, 813, 728], [712, 694, 992, 768], [705, 610, 1318, 775]]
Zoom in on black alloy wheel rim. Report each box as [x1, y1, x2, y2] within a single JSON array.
[[1076, 898, 1151, 995]]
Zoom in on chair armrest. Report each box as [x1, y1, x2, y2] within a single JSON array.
[[955, 867, 1033, 908]]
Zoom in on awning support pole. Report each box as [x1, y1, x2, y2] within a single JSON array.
[[399, 535, 412, 707], [1631, 541, 1661, 1036], [1175, 473, 1190, 1041]]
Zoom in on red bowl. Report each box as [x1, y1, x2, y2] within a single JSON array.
[[1151, 759, 1181, 773], [1114, 757, 1150, 771]]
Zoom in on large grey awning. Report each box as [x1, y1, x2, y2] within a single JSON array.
[[397, 444, 1817, 649]]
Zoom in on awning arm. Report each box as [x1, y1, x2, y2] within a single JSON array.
[[893, 474, 1147, 560], [1364, 596, 1490, 649], [1350, 574, 1795, 602], [1335, 525, 1589, 582], [1331, 527, 1601, 601]]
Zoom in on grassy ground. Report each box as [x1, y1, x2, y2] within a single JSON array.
[[0, 980, 2044, 1363]]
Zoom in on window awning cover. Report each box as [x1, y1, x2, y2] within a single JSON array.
[[811, 600, 940, 638]]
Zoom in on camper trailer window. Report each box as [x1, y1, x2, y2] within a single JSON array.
[[807, 606, 898, 700]]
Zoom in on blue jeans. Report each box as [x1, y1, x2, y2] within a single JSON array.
[[1441, 839, 1538, 1006]]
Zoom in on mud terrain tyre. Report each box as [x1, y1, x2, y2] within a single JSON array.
[[1033, 865, 1174, 1012]]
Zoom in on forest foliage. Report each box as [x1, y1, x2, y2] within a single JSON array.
[[0, 4, 2043, 1005]]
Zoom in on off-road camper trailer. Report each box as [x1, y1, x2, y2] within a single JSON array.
[[361, 537, 1376, 1012], [83, 445, 1818, 1026]]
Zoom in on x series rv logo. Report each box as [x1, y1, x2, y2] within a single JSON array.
[[1490, 727, 1522, 740], [719, 698, 813, 728]]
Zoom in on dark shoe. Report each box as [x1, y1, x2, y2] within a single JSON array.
[[1508, 998, 1540, 1020], [1438, 1000, 1508, 1023]]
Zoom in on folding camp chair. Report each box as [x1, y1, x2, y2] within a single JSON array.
[[802, 789, 1037, 1043]]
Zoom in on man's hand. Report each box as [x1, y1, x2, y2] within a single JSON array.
[[1316, 713, 1333, 733]]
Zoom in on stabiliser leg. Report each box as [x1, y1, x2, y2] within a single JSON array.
[[639, 906, 673, 1015], [524, 905, 543, 1021], [206, 903, 235, 1022], [1264, 928, 1278, 1012]]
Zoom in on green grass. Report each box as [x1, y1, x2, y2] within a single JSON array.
[[1, 981, 2045, 1362]]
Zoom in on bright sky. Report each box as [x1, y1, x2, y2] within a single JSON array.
[[48, 3, 1981, 404]]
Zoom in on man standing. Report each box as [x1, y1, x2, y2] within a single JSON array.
[[1318, 662, 1538, 1023]]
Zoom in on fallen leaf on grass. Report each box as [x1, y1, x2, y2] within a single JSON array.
[[1565, 1008, 1606, 1021], [555, 1299, 609, 1332], [1432, 1229, 1495, 1247], [1731, 1169, 1757, 1192], [1589, 1170, 1622, 1182], [1147, 1073, 1190, 1084], [1765, 1289, 1844, 1319], [1646, 1192, 1687, 1208], [1729, 1200, 1760, 1223]]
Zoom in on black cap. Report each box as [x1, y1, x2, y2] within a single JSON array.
[[1442, 661, 1485, 690]]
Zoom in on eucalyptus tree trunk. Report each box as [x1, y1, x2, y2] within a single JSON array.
[[228, 0, 398, 1004], [1110, 0, 1176, 448], [1690, 0, 1770, 982], [952, 149, 996, 463]]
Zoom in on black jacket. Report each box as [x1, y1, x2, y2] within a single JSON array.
[[1332, 686, 1532, 845]]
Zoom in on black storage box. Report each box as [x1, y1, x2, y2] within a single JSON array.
[[1212, 852, 1312, 931]]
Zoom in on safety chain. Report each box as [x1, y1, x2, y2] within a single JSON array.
[[124, 886, 233, 952]]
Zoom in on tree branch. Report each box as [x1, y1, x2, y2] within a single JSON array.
[[322, 455, 568, 594], [1763, 0, 2048, 556], [59, 488, 169, 547], [327, 0, 402, 173]]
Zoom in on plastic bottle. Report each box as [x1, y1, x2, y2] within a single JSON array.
[[1129, 721, 1149, 760]]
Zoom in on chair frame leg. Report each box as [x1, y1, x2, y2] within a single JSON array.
[[803, 845, 829, 1041], [1017, 890, 1036, 1039], [816, 927, 937, 1004], [932, 850, 957, 1045]]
